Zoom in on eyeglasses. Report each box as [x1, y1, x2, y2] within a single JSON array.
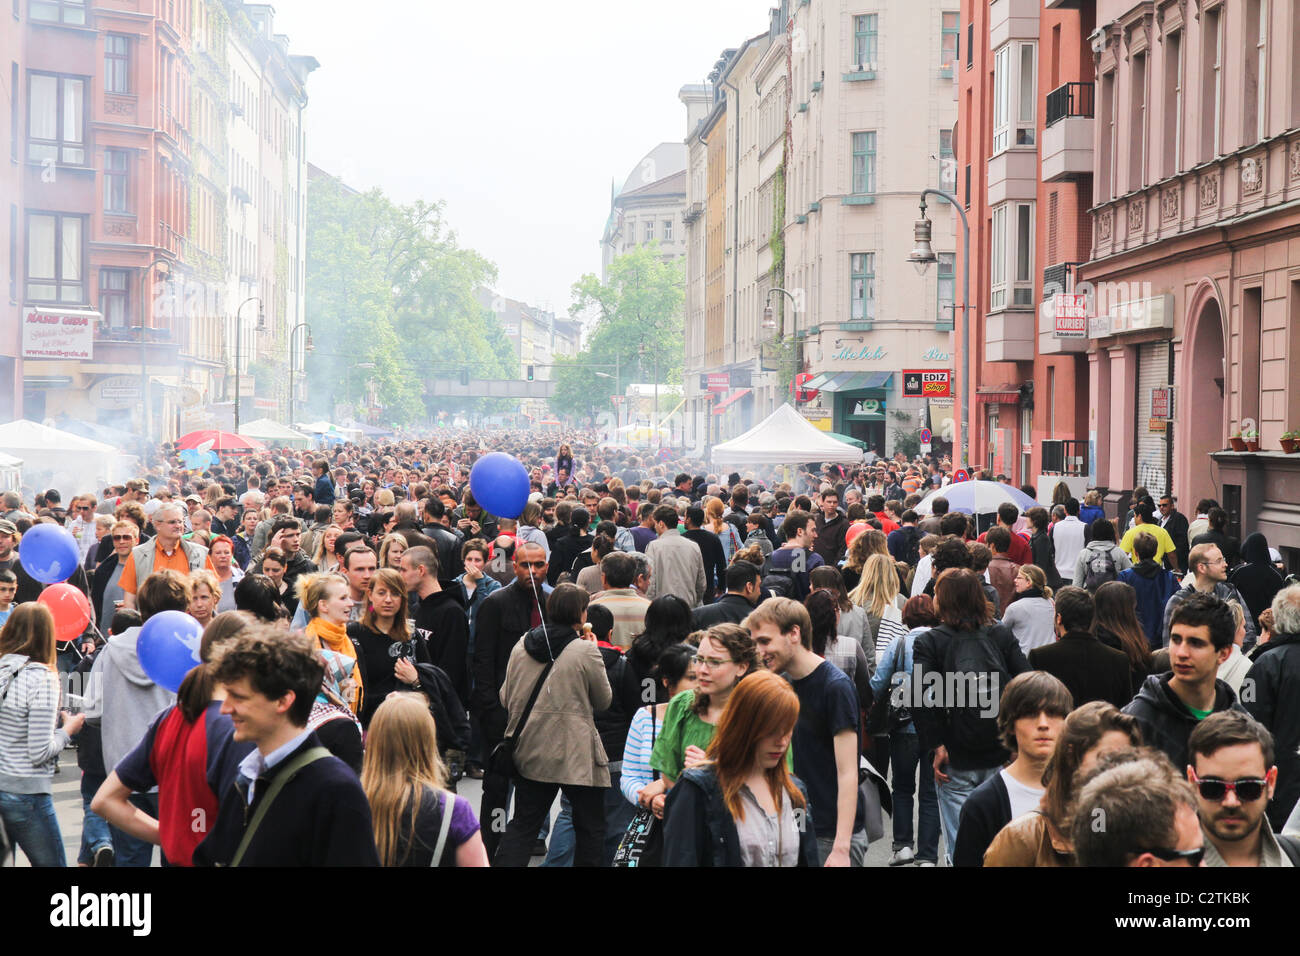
[[692, 655, 733, 669], [1138, 845, 1205, 867], [111, 534, 135, 541], [1190, 772, 1269, 802]]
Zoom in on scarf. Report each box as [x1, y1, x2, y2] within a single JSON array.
[[306, 617, 363, 714]]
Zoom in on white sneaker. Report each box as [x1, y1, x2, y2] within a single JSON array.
[[889, 847, 915, 866], [917, 860, 937, 867]]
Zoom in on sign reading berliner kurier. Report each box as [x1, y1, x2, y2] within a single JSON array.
[[903, 369, 951, 398], [22, 307, 99, 360]]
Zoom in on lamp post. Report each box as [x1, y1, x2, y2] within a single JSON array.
[[287, 321, 313, 431], [232, 296, 263, 435], [762, 286, 802, 401], [137, 256, 171, 457], [905, 189, 970, 469]]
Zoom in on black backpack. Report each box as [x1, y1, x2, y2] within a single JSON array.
[[1083, 547, 1118, 592], [895, 526, 922, 568], [762, 567, 795, 598], [935, 624, 1013, 757]]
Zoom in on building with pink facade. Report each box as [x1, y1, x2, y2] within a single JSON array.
[[1081, 0, 1300, 557]]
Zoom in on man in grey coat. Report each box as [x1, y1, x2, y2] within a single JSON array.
[[644, 505, 706, 609], [1161, 543, 1256, 648]]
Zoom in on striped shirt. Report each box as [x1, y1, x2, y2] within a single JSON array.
[[0, 656, 68, 794], [589, 588, 651, 650], [620, 705, 661, 806]]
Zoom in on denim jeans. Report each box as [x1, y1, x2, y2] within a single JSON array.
[[110, 792, 159, 868], [0, 791, 66, 867], [816, 829, 870, 866], [78, 769, 113, 865], [542, 772, 637, 867], [936, 763, 1000, 865], [888, 732, 941, 864]]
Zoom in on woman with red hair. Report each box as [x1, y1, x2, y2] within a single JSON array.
[[661, 669, 820, 866]]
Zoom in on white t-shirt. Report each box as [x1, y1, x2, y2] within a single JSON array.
[[1001, 768, 1045, 821]]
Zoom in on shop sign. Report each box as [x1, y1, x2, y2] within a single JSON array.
[[1053, 294, 1089, 337], [920, 347, 951, 362], [22, 307, 98, 360], [801, 407, 832, 431], [701, 373, 730, 392], [90, 375, 141, 410], [848, 398, 885, 417], [1148, 418, 1167, 434], [1103, 294, 1174, 336], [832, 345, 888, 361], [1150, 386, 1173, 420], [902, 369, 952, 398]]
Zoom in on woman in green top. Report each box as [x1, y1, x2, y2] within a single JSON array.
[[643, 623, 758, 819]]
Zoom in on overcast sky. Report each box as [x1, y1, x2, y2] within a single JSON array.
[[267, 0, 768, 319]]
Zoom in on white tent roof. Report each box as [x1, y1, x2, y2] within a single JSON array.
[[237, 418, 313, 442], [0, 451, 22, 468], [711, 404, 865, 467], [0, 419, 118, 454], [299, 420, 362, 435]]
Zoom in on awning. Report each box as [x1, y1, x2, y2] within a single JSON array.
[[803, 372, 835, 391], [712, 388, 752, 414], [817, 371, 894, 392], [976, 390, 1022, 405]]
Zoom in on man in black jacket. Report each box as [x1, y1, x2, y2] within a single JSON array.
[[193, 627, 378, 866], [1158, 494, 1191, 577], [420, 495, 465, 580], [400, 546, 471, 705], [1028, 587, 1132, 709], [1243, 584, 1300, 830], [547, 507, 591, 586], [1124, 591, 1249, 773], [690, 562, 762, 629], [813, 490, 850, 567], [681, 506, 727, 601]]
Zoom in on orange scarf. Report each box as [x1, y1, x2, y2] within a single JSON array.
[[306, 616, 363, 714]]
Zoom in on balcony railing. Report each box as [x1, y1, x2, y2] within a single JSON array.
[[1045, 82, 1095, 128], [1042, 261, 1084, 295]]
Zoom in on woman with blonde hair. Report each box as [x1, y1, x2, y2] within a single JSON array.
[[297, 572, 362, 713], [661, 669, 819, 866], [850, 553, 909, 661], [1002, 563, 1057, 654], [379, 532, 408, 571], [312, 524, 345, 574], [0, 603, 84, 865], [704, 497, 743, 562], [362, 693, 488, 867], [188, 567, 222, 630]]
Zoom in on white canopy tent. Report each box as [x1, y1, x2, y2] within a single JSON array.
[[299, 420, 362, 436], [0, 419, 138, 500], [237, 418, 314, 448], [0, 451, 22, 491], [710, 404, 865, 467]]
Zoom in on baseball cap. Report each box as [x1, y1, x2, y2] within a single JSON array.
[[0, 519, 16, 535], [185, 494, 202, 504]]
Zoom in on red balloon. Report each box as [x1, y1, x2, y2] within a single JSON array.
[[38, 583, 92, 643], [845, 521, 871, 550]]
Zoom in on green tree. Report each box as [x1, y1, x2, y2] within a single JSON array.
[[551, 243, 684, 421], [304, 177, 505, 426]]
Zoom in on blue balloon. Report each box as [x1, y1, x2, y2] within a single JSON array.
[[468, 452, 530, 520], [18, 524, 81, 584], [137, 610, 204, 694]]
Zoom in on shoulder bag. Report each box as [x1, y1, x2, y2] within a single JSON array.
[[612, 705, 664, 868], [229, 746, 331, 867]]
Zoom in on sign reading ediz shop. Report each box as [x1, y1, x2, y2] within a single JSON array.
[[902, 369, 952, 398], [22, 307, 99, 360]]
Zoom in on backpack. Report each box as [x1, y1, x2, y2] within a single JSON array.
[[1083, 547, 1118, 592], [936, 624, 1014, 757], [895, 526, 921, 568], [762, 567, 795, 598]]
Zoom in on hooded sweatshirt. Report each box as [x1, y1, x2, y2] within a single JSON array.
[[1118, 559, 1182, 650], [1229, 532, 1285, 630], [1121, 672, 1248, 771], [412, 588, 471, 705], [86, 626, 177, 774], [0, 654, 68, 794]]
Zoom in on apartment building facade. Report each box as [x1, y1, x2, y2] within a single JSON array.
[[4, 0, 313, 439], [599, 142, 689, 280], [1082, 0, 1300, 555]]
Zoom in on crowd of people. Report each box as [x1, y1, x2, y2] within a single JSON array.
[[0, 432, 1298, 869]]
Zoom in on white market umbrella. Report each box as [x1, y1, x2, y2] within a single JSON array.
[[914, 480, 1039, 516]]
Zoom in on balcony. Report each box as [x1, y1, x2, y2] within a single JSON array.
[[989, 0, 1040, 47], [1044, 0, 1082, 8], [987, 148, 1037, 204], [1042, 83, 1095, 182], [985, 310, 1036, 363]]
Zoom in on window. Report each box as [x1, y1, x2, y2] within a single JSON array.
[[990, 202, 1034, 311], [1242, 0, 1266, 143], [1099, 70, 1115, 199], [1162, 31, 1182, 178], [1201, 8, 1221, 161], [1129, 52, 1146, 190], [25, 212, 85, 303], [663, 219, 673, 242], [644, 220, 654, 242], [993, 43, 1036, 152], [937, 253, 955, 326], [29, 0, 85, 24], [105, 34, 129, 93], [27, 72, 85, 165], [966, 23, 973, 68], [99, 268, 129, 328], [8, 205, 15, 302], [8, 63, 16, 162], [941, 12, 959, 74], [104, 149, 128, 213], [850, 253, 875, 322], [853, 14, 878, 69], [852, 131, 876, 194]]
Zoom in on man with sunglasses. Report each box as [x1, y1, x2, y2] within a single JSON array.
[[1125, 591, 1250, 773], [1187, 711, 1297, 866], [1072, 754, 1205, 867]]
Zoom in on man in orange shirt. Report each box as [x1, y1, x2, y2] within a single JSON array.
[[119, 503, 214, 610]]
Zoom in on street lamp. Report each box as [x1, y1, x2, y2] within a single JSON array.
[[233, 296, 264, 434], [905, 189, 970, 469], [763, 286, 802, 401], [287, 322, 313, 431], [137, 255, 171, 457]]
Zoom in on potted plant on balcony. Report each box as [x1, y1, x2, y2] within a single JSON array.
[[1242, 426, 1260, 453], [1281, 430, 1300, 454], [1228, 430, 1248, 452]]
